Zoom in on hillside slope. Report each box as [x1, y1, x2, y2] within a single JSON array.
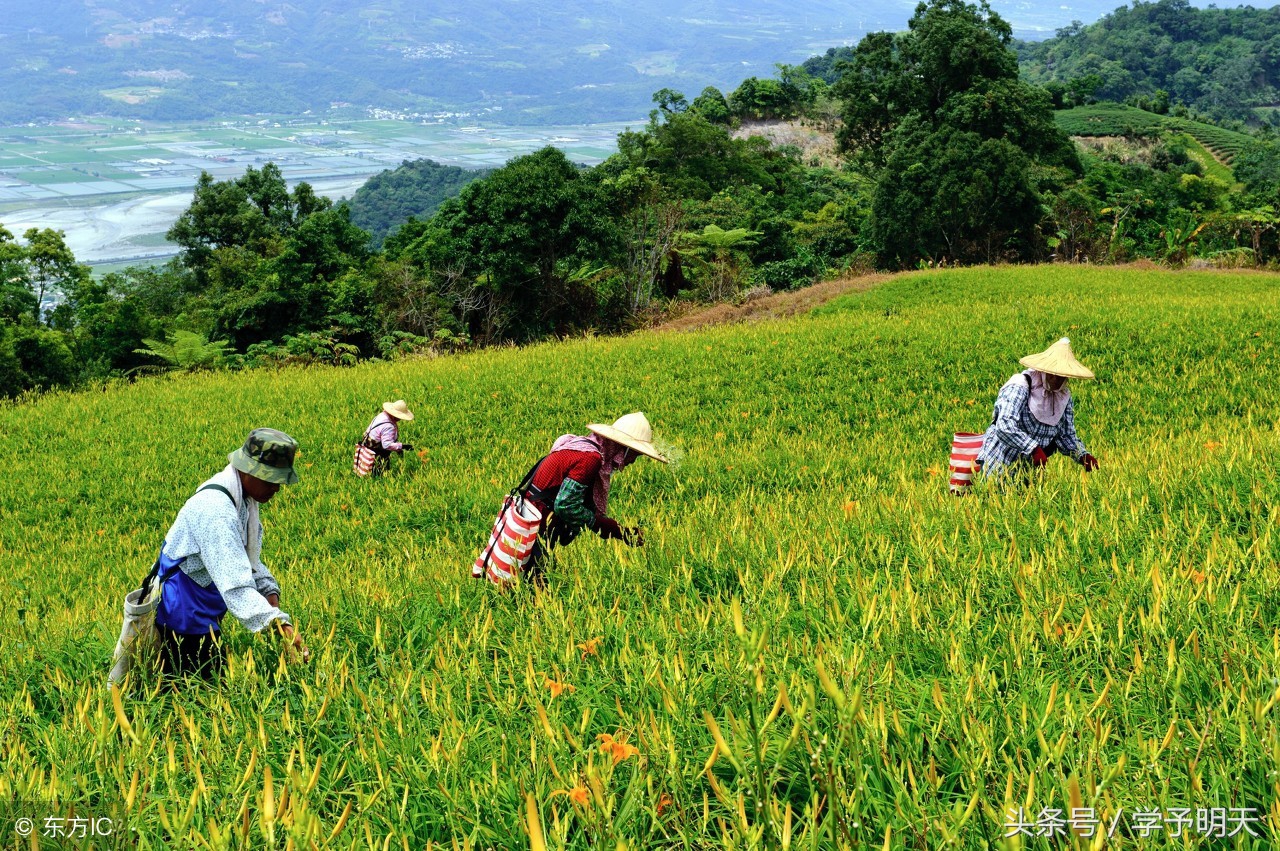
[[1055, 102, 1256, 166], [2, 266, 1277, 844], [1018, 0, 1280, 123]]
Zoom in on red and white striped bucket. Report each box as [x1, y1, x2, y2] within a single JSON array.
[[473, 497, 543, 585], [949, 432, 985, 494]]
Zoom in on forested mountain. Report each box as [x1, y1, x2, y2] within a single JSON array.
[[1018, 0, 1280, 123], [0, 0, 1125, 125], [346, 161, 488, 248]]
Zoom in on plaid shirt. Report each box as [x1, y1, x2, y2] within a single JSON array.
[[977, 372, 1087, 474]]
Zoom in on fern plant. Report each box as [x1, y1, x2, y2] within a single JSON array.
[[133, 330, 233, 372]]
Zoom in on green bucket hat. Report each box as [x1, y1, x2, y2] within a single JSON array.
[[229, 428, 300, 486]]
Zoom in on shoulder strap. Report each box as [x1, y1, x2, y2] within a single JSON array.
[[1024, 372, 1032, 389], [196, 483, 235, 504], [140, 483, 236, 594], [513, 455, 548, 499], [364, 414, 391, 440]]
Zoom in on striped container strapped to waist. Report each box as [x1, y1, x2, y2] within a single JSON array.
[[949, 431, 986, 494]]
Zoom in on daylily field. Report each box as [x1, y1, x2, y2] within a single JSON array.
[[1, 265, 1278, 849]]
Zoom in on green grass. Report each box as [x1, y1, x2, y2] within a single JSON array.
[[2, 266, 1278, 848]]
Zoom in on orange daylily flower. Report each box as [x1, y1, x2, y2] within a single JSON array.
[[926, 466, 941, 476], [545, 677, 575, 699], [656, 792, 673, 816], [597, 733, 639, 764], [552, 785, 591, 806], [842, 501, 856, 513], [1204, 441, 1222, 451], [1191, 570, 1207, 585], [577, 637, 602, 659]]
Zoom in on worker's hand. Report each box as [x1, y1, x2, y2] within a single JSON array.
[[621, 527, 645, 547], [265, 592, 280, 608], [1029, 447, 1050, 467], [278, 622, 311, 664], [400, 444, 414, 453], [1080, 453, 1099, 471]]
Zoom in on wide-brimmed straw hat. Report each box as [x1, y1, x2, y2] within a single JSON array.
[[383, 400, 414, 421], [1019, 337, 1095, 380], [587, 412, 668, 463]]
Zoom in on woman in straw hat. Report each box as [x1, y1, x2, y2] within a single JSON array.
[[359, 400, 416, 477], [497, 412, 668, 587], [976, 338, 1099, 478]]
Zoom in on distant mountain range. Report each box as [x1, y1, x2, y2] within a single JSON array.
[[0, 0, 1140, 125]]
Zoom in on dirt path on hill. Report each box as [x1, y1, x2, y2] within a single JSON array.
[[652, 273, 892, 333]]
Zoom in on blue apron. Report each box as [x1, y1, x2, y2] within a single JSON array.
[[152, 484, 237, 636]]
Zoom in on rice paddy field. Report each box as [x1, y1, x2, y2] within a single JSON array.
[[1, 265, 1278, 848]]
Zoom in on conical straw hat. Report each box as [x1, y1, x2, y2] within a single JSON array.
[[383, 399, 415, 421], [587, 412, 668, 463], [1019, 338, 1094, 380]]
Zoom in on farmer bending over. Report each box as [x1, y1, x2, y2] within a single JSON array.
[[151, 428, 310, 677], [359, 400, 415, 476], [514, 412, 667, 587], [977, 338, 1099, 479]]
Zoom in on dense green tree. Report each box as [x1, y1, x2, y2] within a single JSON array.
[[167, 165, 329, 282], [0, 227, 36, 324], [1234, 142, 1280, 201], [399, 147, 615, 342], [167, 172, 276, 277], [10, 324, 76, 392], [835, 0, 1080, 266], [873, 123, 1042, 263], [65, 275, 161, 376], [21, 228, 88, 325], [690, 87, 731, 124], [0, 324, 23, 398], [652, 88, 689, 115]]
